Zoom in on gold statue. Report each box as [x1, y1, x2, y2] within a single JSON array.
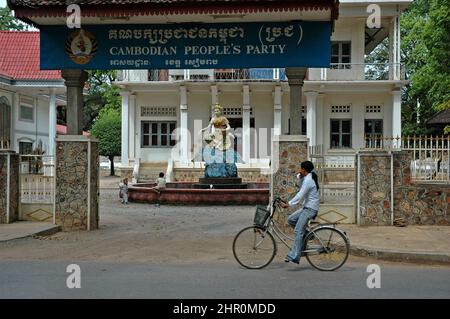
[[200, 103, 234, 151]]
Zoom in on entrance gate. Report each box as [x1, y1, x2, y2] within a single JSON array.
[[19, 155, 55, 223], [311, 152, 356, 224]]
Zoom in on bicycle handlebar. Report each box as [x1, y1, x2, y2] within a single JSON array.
[[273, 197, 287, 204]]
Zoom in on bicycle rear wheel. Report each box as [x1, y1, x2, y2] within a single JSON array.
[[304, 227, 349, 271], [232, 226, 276, 269]]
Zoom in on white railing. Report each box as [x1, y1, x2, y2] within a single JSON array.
[[311, 63, 406, 81], [365, 135, 450, 182], [309, 144, 324, 156], [1, 138, 10, 149], [145, 68, 286, 82], [20, 155, 55, 204]]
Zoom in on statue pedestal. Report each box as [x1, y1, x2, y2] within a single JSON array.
[[195, 177, 247, 189]]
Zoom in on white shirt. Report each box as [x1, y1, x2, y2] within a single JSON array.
[[288, 173, 320, 211]]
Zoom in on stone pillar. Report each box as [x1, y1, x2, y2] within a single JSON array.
[[0, 150, 19, 224], [129, 94, 136, 161], [61, 70, 88, 135], [48, 89, 57, 157], [392, 90, 402, 147], [120, 91, 130, 167], [179, 85, 189, 165], [55, 135, 99, 231], [271, 135, 309, 233], [356, 150, 392, 226], [285, 68, 307, 135], [242, 85, 251, 163], [305, 91, 318, 146], [273, 85, 282, 136]]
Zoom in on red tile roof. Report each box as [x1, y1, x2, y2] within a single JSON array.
[[0, 31, 61, 81]]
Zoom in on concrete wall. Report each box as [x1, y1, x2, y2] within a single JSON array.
[[308, 18, 366, 81], [135, 92, 179, 163], [322, 93, 392, 152], [0, 89, 52, 154], [130, 87, 394, 164]]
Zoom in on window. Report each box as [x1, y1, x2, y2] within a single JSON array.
[[331, 42, 351, 69], [142, 121, 176, 147], [365, 120, 383, 137], [19, 141, 33, 154], [0, 98, 11, 148], [20, 104, 34, 121], [330, 119, 352, 149]]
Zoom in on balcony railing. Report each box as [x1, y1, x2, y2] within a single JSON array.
[[308, 63, 406, 81], [120, 63, 405, 83]]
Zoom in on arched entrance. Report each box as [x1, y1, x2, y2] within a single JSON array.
[[0, 96, 11, 149]]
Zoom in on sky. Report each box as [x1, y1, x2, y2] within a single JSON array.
[[0, 0, 6, 8]]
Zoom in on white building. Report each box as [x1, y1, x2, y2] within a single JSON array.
[[0, 31, 65, 156], [116, 0, 411, 184]]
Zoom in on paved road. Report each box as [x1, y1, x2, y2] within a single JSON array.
[[1, 189, 449, 299], [1, 259, 449, 298]]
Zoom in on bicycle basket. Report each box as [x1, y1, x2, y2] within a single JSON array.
[[254, 205, 270, 227]]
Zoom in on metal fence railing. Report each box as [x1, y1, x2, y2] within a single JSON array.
[[19, 155, 55, 204], [365, 135, 450, 182]]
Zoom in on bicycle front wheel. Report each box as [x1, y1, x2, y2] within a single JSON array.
[[232, 226, 277, 269], [304, 227, 349, 271]]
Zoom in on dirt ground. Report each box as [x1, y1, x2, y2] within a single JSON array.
[[0, 187, 269, 264]]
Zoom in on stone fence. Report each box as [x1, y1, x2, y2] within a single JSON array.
[[357, 150, 449, 226]]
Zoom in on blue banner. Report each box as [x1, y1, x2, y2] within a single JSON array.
[[40, 21, 331, 70]]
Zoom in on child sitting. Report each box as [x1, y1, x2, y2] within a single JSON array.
[[152, 172, 166, 194]]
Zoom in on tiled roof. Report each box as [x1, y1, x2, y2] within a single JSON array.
[[426, 109, 450, 125], [10, 0, 338, 20], [0, 31, 61, 81], [10, 0, 329, 5]]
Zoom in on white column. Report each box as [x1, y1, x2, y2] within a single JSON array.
[[273, 85, 282, 136], [211, 84, 218, 106], [305, 91, 318, 146], [316, 94, 324, 148], [120, 91, 130, 166], [48, 89, 57, 156], [392, 90, 402, 147], [129, 94, 136, 161], [11, 93, 19, 151], [242, 85, 251, 163], [180, 85, 189, 165], [395, 14, 401, 80], [389, 14, 401, 80]]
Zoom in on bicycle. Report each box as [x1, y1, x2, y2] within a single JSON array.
[[232, 197, 350, 271]]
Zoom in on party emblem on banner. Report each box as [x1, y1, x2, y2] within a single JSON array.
[[65, 29, 98, 65]]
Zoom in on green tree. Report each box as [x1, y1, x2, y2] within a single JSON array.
[[366, 0, 450, 135], [400, 0, 450, 135], [90, 107, 121, 176], [84, 70, 121, 131], [0, 6, 29, 30]]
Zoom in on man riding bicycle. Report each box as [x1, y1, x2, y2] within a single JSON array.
[[280, 160, 320, 265]]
